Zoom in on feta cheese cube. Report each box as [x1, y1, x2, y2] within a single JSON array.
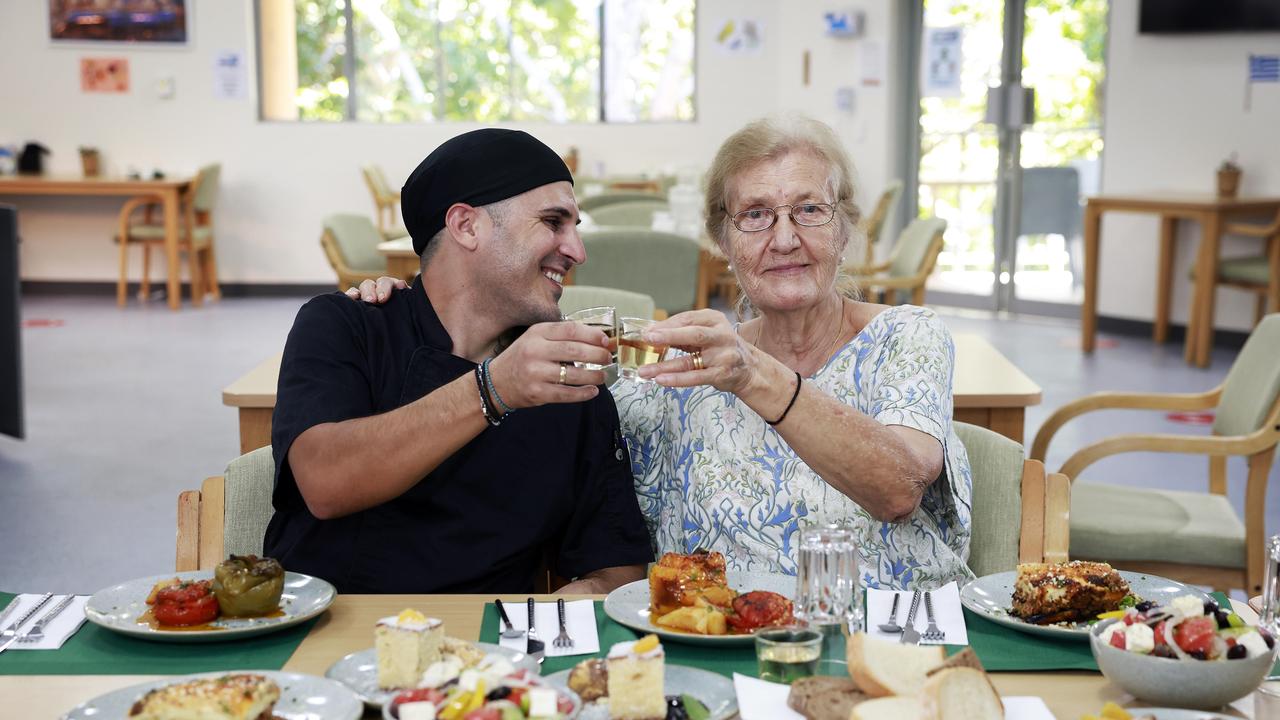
[[1124, 622, 1155, 654], [398, 701, 438, 720], [1171, 594, 1205, 618], [1239, 630, 1272, 658], [1100, 622, 1126, 647], [527, 687, 559, 718]]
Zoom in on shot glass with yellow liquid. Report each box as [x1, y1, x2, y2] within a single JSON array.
[[618, 317, 670, 382], [755, 625, 823, 684], [565, 306, 618, 370]]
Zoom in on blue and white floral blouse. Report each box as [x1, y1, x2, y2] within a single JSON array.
[[612, 304, 974, 590]]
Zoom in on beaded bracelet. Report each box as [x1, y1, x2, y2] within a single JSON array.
[[474, 365, 503, 426], [481, 357, 515, 416], [766, 371, 803, 427]]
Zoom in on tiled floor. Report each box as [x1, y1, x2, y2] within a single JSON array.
[[1, 294, 1275, 596]]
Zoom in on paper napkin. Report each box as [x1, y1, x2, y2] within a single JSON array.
[[496, 600, 599, 657], [734, 674, 1056, 720], [0, 594, 89, 650], [865, 581, 968, 645]]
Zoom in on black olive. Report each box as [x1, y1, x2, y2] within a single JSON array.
[[665, 695, 689, 720], [1214, 610, 1231, 629], [1203, 600, 1219, 615], [1189, 649, 1208, 660], [486, 686, 512, 701], [1135, 600, 1156, 613], [1153, 644, 1178, 659], [1262, 628, 1276, 649], [1227, 644, 1248, 659]]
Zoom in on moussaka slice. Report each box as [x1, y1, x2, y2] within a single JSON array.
[[128, 673, 280, 720], [1009, 561, 1130, 625]]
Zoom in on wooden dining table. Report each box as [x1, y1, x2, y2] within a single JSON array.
[[10, 593, 1258, 718], [0, 174, 195, 311], [222, 333, 1040, 455], [1080, 193, 1280, 368], [377, 236, 418, 282]]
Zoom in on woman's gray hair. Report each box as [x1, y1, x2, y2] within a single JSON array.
[[703, 114, 865, 315]]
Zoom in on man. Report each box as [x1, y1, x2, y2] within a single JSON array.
[[263, 129, 652, 593]]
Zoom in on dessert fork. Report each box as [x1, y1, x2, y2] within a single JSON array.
[[922, 590, 946, 643], [552, 598, 573, 649]]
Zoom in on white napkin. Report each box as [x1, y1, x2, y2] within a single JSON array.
[[0, 594, 89, 650], [733, 675, 1056, 720], [864, 582, 968, 646], [496, 600, 599, 657]]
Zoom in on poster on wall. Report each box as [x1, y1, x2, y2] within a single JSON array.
[[81, 58, 130, 93], [922, 26, 963, 97], [713, 18, 764, 56], [50, 0, 188, 44]]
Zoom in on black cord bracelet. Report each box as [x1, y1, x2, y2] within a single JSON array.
[[766, 371, 803, 426], [474, 365, 503, 426]]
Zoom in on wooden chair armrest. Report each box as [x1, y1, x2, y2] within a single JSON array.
[[175, 489, 201, 572], [1226, 221, 1280, 238], [848, 261, 892, 274], [118, 194, 163, 225], [848, 275, 920, 290], [652, 309, 669, 320], [1059, 431, 1271, 479], [1017, 459, 1071, 564], [1029, 389, 1221, 461], [198, 475, 225, 571], [1043, 471, 1071, 563]]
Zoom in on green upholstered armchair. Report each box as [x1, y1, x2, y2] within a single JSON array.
[[559, 285, 659, 321], [115, 163, 222, 307], [954, 422, 1070, 576], [1031, 313, 1280, 594], [848, 217, 946, 306], [320, 213, 387, 291], [361, 165, 408, 241], [586, 200, 670, 228], [578, 192, 666, 214], [176, 446, 274, 571], [572, 229, 700, 315]]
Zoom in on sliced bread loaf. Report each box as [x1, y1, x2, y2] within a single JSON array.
[[785, 676, 868, 720], [846, 633, 946, 697], [850, 696, 923, 720], [919, 667, 1004, 720]]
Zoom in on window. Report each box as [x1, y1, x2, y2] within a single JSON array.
[[265, 0, 695, 123]]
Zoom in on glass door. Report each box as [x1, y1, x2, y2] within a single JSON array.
[[914, 0, 1107, 311]]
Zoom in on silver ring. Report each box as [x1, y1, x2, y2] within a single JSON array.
[[558, 364, 568, 385]]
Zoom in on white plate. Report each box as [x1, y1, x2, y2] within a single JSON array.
[[960, 570, 1215, 641], [85, 570, 336, 642], [1120, 709, 1237, 720], [62, 670, 362, 719], [326, 643, 541, 708], [545, 663, 737, 720], [602, 570, 794, 646]]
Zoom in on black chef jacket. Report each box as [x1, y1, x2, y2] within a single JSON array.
[[263, 277, 653, 593]]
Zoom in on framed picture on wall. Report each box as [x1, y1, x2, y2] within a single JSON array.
[[49, 1, 188, 44]]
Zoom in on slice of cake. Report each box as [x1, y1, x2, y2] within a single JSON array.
[[606, 634, 666, 720], [376, 608, 444, 689]]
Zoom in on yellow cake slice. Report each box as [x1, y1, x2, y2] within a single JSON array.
[[376, 608, 444, 689], [606, 634, 666, 720]]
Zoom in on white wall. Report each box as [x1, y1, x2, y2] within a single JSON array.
[[0, 0, 899, 285], [1099, 0, 1280, 330]]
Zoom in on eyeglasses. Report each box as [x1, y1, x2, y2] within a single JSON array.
[[731, 203, 836, 232]]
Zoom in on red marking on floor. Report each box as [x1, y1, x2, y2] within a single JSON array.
[[22, 318, 65, 328], [1166, 411, 1215, 425], [1059, 337, 1119, 349]]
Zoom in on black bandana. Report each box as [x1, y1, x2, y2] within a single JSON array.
[[401, 129, 573, 255]]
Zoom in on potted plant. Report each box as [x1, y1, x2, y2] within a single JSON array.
[[1217, 154, 1242, 199]]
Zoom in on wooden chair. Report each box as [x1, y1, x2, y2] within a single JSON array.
[[853, 180, 903, 269], [361, 165, 408, 241], [559, 285, 666, 321], [320, 213, 388, 290], [586, 199, 670, 228], [955, 422, 1070, 573], [578, 192, 666, 214], [848, 217, 947, 305], [1030, 313, 1280, 594], [176, 446, 274, 571], [573, 229, 701, 315], [116, 163, 221, 307]]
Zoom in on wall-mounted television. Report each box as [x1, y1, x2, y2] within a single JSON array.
[[1140, 0, 1280, 33]]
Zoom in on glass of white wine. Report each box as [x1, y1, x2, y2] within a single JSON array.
[[755, 625, 823, 685], [618, 316, 670, 382], [565, 306, 618, 370]]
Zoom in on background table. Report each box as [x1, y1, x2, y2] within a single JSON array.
[[8, 593, 1256, 718], [377, 236, 417, 282], [1081, 193, 1280, 368], [0, 174, 194, 311], [222, 333, 1041, 454]]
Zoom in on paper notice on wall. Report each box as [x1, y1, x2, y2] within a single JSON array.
[[922, 27, 963, 97], [860, 40, 885, 87], [714, 18, 764, 56], [81, 58, 129, 93], [213, 50, 247, 100]]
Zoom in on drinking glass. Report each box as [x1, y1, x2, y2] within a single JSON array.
[[618, 317, 669, 381], [1261, 535, 1280, 636], [565, 306, 618, 370], [754, 625, 822, 684], [1257, 680, 1280, 720], [794, 522, 862, 631]]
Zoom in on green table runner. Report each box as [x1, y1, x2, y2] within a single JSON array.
[[480, 592, 1272, 676], [0, 591, 317, 676]]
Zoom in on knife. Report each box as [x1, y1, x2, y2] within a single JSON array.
[[0, 593, 54, 654], [899, 590, 922, 645]]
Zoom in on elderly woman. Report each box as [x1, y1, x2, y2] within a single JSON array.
[[612, 115, 972, 590]]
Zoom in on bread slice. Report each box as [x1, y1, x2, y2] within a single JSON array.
[[919, 667, 1004, 720], [850, 696, 922, 720], [785, 676, 868, 720], [846, 633, 946, 698], [929, 647, 986, 675]]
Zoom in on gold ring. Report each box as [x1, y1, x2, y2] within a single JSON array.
[[558, 364, 568, 385], [692, 352, 704, 371]]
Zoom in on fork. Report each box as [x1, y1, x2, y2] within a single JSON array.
[[552, 598, 573, 649], [922, 590, 946, 643], [18, 594, 77, 644], [0, 593, 54, 654]]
